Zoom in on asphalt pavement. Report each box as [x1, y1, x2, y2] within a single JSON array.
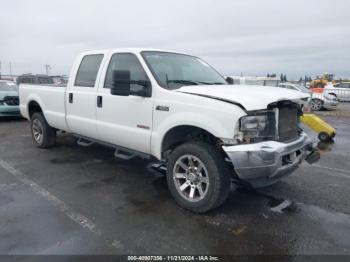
[[0, 110, 350, 255]]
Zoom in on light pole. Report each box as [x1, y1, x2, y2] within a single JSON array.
[[44, 64, 51, 75]]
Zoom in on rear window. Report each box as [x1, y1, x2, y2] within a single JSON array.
[[74, 54, 103, 87], [19, 77, 34, 84], [38, 77, 53, 84], [340, 83, 350, 89]]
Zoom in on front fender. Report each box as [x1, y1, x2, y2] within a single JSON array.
[[151, 111, 237, 160]]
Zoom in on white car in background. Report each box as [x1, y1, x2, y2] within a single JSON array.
[[278, 83, 338, 111], [325, 82, 350, 102]]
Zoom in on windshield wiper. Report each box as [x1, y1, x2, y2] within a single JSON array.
[[167, 80, 226, 85], [195, 81, 226, 85], [166, 80, 200, 85]]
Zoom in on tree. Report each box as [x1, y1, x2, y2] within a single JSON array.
[[267, 73, 270, 78], [280, 73, 284, 82]]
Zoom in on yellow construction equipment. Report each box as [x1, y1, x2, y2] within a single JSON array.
[[300, 114, 336, 141]]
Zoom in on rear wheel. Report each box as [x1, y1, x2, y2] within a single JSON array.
[[30, 112, 56, 148], [166, 142, 231, 213], [311, 99, 323, 111]]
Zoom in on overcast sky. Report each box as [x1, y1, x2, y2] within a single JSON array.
[[0, 0, 349, 79]]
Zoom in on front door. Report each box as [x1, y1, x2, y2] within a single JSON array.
[[96, 53, 153, 154]]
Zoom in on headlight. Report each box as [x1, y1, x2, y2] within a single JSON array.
[[240, 115, 268, 131], [240, 111, 277, 141], [324, 93, 337, 100]]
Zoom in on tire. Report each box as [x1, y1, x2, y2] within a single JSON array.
[[166, 142, 231, 213], [318, 132, 330, 142], [30, 112, 56, 148], [311, 99, 323, 111]]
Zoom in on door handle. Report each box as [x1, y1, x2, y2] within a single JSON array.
[[69, 93, 73, 103], [97, 95, 103, 108]]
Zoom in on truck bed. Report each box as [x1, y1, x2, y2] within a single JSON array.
[[19, 84, 68, 131]]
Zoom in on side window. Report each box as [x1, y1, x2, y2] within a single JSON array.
[[340, 83, 350, 89], [104, 53, 149, 93], [75, 54, 103, 87]]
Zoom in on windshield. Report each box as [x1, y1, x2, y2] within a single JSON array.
[[141, 51, 227, 89], [292, 84, 310, 93], [0, 82, 18, 92]]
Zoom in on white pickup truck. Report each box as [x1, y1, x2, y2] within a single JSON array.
[[19, 48, 319, 213]]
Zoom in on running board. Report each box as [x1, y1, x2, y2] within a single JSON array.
[[74, 134, 150, 160], [77, 138, 94, 147], [114, 148, 137, 160], [114, 146, 150, 160], [147, 162, 167, 175]]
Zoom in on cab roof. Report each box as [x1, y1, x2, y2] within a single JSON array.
[[80, 48, 191, 56]]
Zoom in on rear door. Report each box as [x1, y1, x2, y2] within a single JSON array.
[[66, 54, 104, 139], [96, 52, 153, 154]]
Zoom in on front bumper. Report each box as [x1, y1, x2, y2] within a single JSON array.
[[223, 133, 313, 188], [0, 106, 21, 117]]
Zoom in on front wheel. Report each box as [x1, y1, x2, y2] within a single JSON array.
[[311, 99, 323, 111], [30, 112, 56, 148], [166, 142, 231, 213]]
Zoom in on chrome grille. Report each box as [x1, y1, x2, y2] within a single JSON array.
[[4, 96, 19, 106], [278, 106, 299, 142]]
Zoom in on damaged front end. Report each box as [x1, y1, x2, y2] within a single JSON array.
[[223, 100, 320, 188]]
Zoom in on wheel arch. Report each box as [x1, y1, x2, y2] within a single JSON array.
[[160, 125, 222, 161], [28, 100, 43, 119]]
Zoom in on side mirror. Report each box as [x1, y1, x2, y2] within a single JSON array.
[[111, 70, 131, 96], [226, 77, 234, 85], [110, 70, 152, 97]]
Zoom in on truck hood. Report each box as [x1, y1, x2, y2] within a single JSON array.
[[176, 84, 308, 111]]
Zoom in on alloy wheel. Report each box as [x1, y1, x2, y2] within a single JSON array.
[[32, 119, 44, 144], [311, 99, 322, 111], [173, 154, 210, 202]]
